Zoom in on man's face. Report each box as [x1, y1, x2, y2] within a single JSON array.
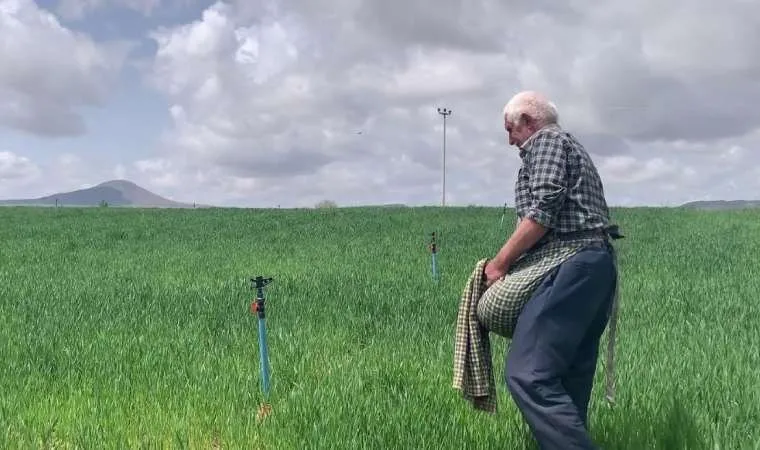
[[504, 115, 533, 148]]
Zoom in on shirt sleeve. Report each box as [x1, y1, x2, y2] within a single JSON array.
[[525, 133, 568, 228]]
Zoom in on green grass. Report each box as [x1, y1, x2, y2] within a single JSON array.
[[1, 205, 759, 449]]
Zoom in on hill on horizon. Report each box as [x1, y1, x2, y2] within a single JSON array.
[[2, 180, 758, 210], [0, 180, 203, 208], [680, 199, 760, 210]]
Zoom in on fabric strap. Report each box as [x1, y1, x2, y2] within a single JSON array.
[[603, 224, 624, 406]]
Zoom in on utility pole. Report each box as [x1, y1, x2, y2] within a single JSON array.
[[437, 107, 452, 207]]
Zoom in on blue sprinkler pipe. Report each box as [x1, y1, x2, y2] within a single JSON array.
[[429, 232, 439, 282], [250, 276, 273, 399]]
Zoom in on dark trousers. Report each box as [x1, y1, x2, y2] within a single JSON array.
[[506, 243, 617, 450]]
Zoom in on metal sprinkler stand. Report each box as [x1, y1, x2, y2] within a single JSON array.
[[250, 276, 274, 408], [429, 232, 439, 282]]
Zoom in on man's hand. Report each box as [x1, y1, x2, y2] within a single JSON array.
[[484, 259, 507, 287]]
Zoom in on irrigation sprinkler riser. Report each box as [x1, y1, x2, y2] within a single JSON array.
[[250, 276, 274, 400], [429, 232, 439, 282], [258, 316, 271, 396]]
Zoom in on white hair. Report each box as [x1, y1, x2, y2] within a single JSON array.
[[502, 91, 559, 127]]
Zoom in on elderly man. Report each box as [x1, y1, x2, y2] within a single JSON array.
[[484, 91, 620, 449]]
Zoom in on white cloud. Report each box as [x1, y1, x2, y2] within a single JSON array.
[[0, 0, 131, 137], [4, 0, 760, 208], [134, 0, 760, 206], [134, 157, 183, 188], [598, 156, 678, 185], [0, 150, 40, 183], [0, 151, 189, 203], [0, 150, 111, 201], [719, 146, 747, 163]]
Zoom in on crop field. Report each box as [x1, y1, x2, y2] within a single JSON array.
[[1, 205, 759, 449]]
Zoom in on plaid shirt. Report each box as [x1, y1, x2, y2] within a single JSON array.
[[515, 123, 611, 248], [453, 124, 622, 413]]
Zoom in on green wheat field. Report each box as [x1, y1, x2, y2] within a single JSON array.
[[1, 206, 759, 449]]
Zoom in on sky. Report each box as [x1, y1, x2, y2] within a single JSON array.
[[1, 0, 759, 208]]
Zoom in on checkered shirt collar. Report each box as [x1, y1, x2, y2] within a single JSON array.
[[518, 123, 561, 159]]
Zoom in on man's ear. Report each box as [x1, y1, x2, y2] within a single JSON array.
[[520, 113, 534, 128]]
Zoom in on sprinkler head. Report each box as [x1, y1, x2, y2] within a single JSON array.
[[250, 276, 273, 289]]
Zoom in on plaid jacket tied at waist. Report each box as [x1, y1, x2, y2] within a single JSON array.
[[451, 258, 495, 412], [452, 227, 623, 413]]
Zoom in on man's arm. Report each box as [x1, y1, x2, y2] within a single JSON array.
[[490, 217, 548, 270], [490, 133, 569, 273]]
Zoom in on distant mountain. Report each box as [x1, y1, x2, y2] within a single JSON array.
[[680, 200, 760, 210], [0, 179, 203, 208]]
